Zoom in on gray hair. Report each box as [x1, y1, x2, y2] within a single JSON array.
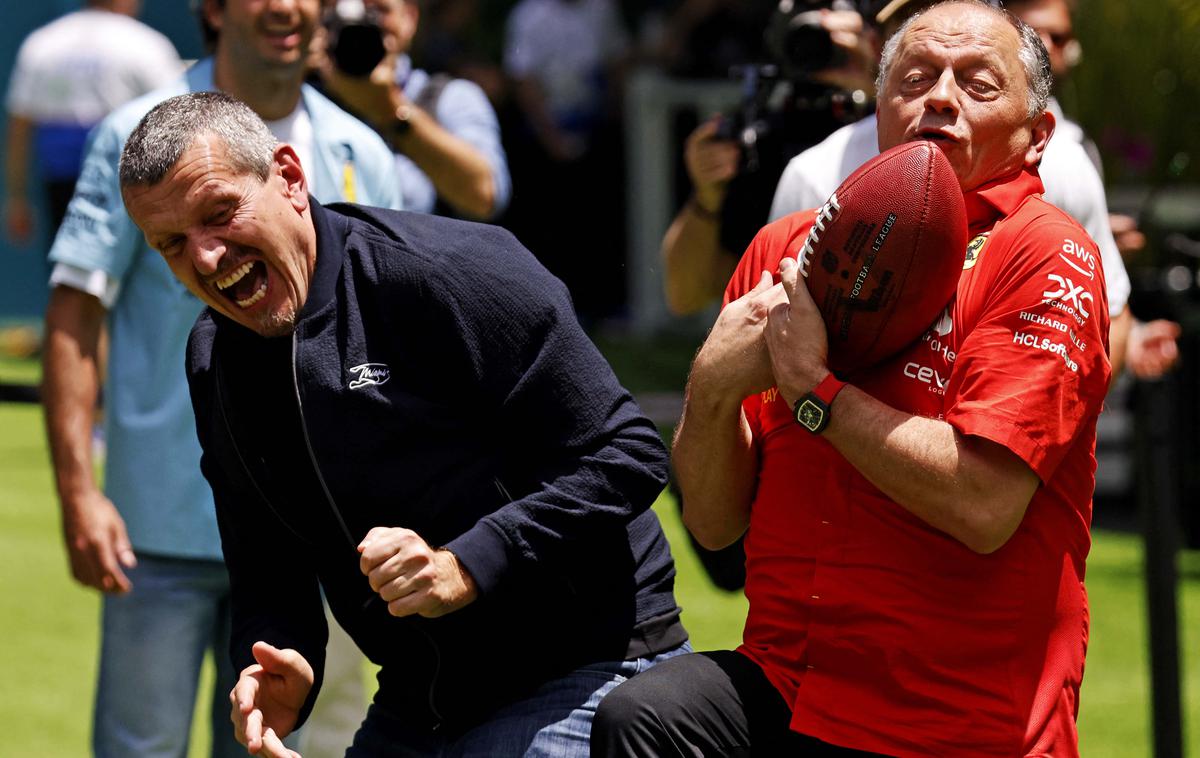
[[119, 91, 278, 188], [875, 0, 1053, 120]]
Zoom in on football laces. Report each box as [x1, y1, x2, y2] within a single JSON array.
[[796, 192, 841, 278]]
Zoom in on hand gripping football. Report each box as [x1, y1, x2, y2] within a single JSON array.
[[797, 140, 967, 374]]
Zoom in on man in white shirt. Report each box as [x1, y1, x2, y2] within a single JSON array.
[[4, 0, 180, 246]]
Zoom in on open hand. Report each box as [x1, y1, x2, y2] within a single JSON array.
[[62, 491, 137, 594], [230, 641, 313, 757]]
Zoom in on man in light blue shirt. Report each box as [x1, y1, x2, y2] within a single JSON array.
[[40, 0, 399, 754], [316, 0, 510, 220]]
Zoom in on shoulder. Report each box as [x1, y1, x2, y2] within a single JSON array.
[[782, 117, 876, 186], [301, 85, 390, 153], [340, 205, 524, 266], [332, 204, 557, 304], [101, 77, 189, 138], [438, 76, 491, 107], [985, 196, 1102, 295], [1039, 136, 1105, 205]]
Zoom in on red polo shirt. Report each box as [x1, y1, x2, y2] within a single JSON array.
[[725, 167, 1111, 757]]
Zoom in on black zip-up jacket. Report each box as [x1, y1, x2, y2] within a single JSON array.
[[185, 201, 685, 733]]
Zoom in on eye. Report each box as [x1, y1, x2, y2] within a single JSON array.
[[899, 70, 931, 91], [158, 236, 185, 257], [207, 203, 235, 226], [964, 77, 1000, 97]]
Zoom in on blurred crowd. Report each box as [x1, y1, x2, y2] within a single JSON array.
[[6, 0, 1185, 351]]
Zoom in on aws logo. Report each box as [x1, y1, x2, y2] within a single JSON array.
[[963, 233, 989, 270]]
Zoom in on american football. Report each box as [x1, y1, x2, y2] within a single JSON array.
[[796, 140, 967, 375]]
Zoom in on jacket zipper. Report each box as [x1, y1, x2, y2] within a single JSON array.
[[289, 333, 445, 728], [290, 333, 358, 553], [214, 356, 313, 546]]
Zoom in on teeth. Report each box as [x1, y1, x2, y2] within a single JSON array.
[[216, 261, 254, 290], [236, 282, 267, 309]]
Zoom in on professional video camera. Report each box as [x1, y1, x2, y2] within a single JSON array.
[[765, 0, 863, 77], [714, 0, 872, 174], [324, 0, 387, 77]]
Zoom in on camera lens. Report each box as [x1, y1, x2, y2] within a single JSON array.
[[331, 23, 387, 77], [782, 24, 836, 74]]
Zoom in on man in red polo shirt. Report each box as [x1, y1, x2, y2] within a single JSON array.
[[592, 2, 1110, 756]]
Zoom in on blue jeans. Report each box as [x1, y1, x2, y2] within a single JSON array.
[[93, 554, 243, 758], [345, 642, 692, 757]]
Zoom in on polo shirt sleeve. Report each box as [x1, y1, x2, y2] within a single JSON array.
[[5, 36, 37, 116], [435, 79, 511, 217], [943, 216, 1111, 482], [46, 114, 143, 287]]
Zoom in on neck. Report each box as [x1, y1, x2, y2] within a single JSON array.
[[212, 50, 305, 122]]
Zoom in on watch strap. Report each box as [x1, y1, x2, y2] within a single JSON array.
[[793, 373, 846, 434], [810, 372, 847, 406]]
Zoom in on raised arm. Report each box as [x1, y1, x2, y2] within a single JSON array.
[[662, 118, 741, 315], [673, 272, 783, 548]]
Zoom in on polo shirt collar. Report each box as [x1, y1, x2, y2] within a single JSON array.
[[963, 166, 1044, 231]]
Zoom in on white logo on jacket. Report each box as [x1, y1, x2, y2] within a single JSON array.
[[349, 363, 391, 390]]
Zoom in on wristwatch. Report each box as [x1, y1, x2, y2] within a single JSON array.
[[793, 373, 847, 434]]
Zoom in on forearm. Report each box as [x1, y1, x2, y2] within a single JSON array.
[[1107, 304, 1132, 379], [820, 386, 1038, 553], [4, 115, 33, 200], [661, 206, 736, 315], [42, 286, 105, 507], [672, 382, 757, 550], [393, 107, 496, 219]]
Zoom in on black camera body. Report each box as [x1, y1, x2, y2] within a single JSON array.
[[325, 0, 387, 77], [765, 0, 863, 79]]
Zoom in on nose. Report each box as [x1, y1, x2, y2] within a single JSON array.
[[923, 69, 960, 118], [186, 234, 227, 276]]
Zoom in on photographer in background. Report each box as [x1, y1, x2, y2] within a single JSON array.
[[659, 0, 875, 592], [1005, 0, 1180, 379], [316, 0, 511, 220], [661, 0, 877, 316]]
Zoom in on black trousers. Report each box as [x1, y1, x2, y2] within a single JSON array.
[[591, 650, 891, 758]]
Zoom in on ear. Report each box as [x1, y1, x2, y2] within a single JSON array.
[[274, 144, 310, 212], [1024, 109, 1055, 169], [202, 0, 224, 34]]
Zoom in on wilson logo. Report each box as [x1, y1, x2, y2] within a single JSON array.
[[348, 363, 391, 390]]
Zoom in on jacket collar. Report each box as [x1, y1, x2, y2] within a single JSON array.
[[963, 166, 1044, 232], [299, 198, 346, 321]]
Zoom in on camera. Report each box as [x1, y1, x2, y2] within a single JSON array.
[[325, 0, 387, 77], [714, 64, 784, 173], [765, 0, 863, 78]]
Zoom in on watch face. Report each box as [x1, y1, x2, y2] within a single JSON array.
[[796, 399, 826, 432]]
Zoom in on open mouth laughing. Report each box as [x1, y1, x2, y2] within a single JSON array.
[[215, 260, 268, 309]]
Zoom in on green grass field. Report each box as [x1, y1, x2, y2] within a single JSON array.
[[1, 357, 1197, 755]]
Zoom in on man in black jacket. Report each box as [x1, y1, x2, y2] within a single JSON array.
[[117, 91, 687, 758]]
